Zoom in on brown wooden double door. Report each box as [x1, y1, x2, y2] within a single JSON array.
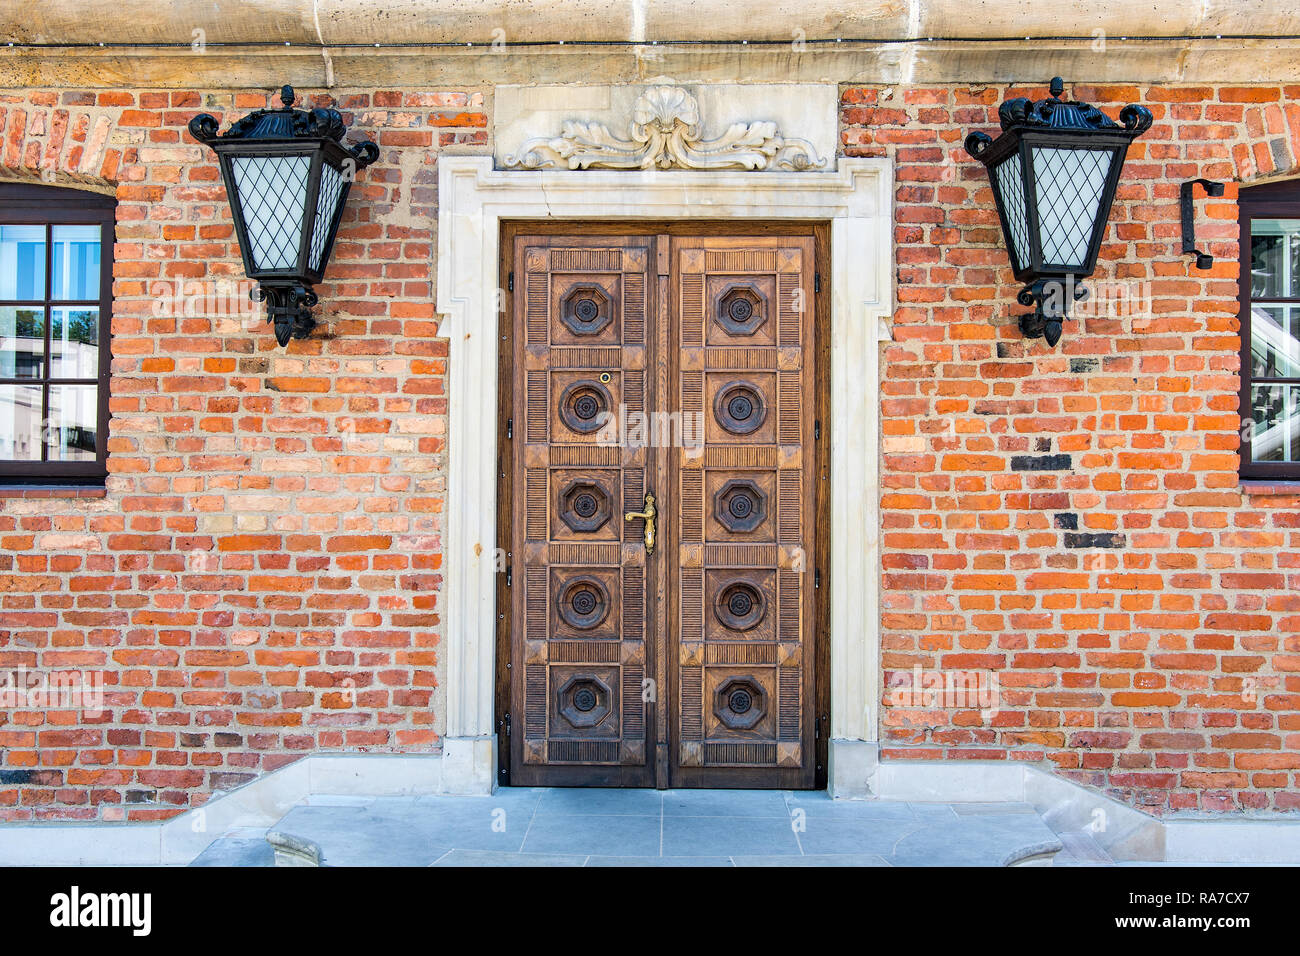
[[500, 224, 825, 789]]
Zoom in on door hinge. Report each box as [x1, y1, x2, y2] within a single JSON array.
[[814, 271, 821, 293], [506, 417, 513, 439], [508, 271, 514, 292], [815, 716, 821, 739], [505, 565, 512, 587], [814, 419, 821, 440], [502, 713, 511, 737], [815, 568, 821, 589]]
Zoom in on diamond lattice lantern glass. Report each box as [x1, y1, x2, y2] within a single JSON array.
[[964, 78, 1152, 346], [188, 86, 379, 346]]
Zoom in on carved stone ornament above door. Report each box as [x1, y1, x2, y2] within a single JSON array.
[[503, 85, 827, 172]]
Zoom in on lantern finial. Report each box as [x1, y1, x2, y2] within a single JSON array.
[[279, 85, 295, 108], [1049, 77, 1065, 99]]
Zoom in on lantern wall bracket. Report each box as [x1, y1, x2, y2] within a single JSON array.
[[255, 283, 319, 347], [1017, 278, 1089, 348], [1180, 177, 1225, 270]]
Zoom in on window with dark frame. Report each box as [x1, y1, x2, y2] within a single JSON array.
[[1239, 179, 1300, 480], [0, 183, 114, 485]]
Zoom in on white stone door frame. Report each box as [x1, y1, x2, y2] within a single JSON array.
[[435, 155, 893, 795]]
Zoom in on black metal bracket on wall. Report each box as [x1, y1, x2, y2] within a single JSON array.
[[1180, 178, 1226, 269]]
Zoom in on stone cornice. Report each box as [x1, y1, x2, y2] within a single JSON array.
[[6, 0, 1300, 46], [6, 38, 1300, 89]]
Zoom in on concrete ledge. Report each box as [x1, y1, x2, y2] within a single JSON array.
[[0, 823, 162, 867], [861, 759, 1249, 864], [1165, 820, 1300, 864], [871, 760, 1164, 861], [3, 754, 1300, 865], [0, 752, 452, 866], [308, 753, 444, 797]]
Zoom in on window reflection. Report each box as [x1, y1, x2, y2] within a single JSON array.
[[1251, 219, 1300, 300], [0, 225, 45, 300], [50, 308, 99, 378], [1252, 384, 1300, 463], [1249, 218, 1300, 466], [46, 384, 97, 461], [0, 306, 45, 378], [1250, 305, 1300, 379], [0, 384, 42, 460], [52, 225, 101, 300]]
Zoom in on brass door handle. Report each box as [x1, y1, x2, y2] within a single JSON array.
[[624, 492, 657, 555]]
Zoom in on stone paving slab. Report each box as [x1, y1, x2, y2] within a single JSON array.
[[189, 788, 1067, 867], [432, 849, 587, 867], [189, 837, 276, 867], [734, 854, 892, 866], [586, 855, 735, 867]]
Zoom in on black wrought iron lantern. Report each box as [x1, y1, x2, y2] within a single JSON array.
[[964, 78, 1152, 346], [188, 86, 379, 346]]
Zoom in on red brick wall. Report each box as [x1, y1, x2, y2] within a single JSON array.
[[0, 81, 1297, 820], [0, 88, 485, 821], [844, 83, 1300, 813]]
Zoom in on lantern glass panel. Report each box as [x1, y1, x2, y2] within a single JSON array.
[[231, 154, 311, 271], [309, 160, 346, 273], [993, 151, 1031, 271], [1030, 145, 1116, 270]]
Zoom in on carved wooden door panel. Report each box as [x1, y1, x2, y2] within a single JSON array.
[[505, 228, 818, 789], [668, 236, 817, 788], [508, 235, 658, 786]]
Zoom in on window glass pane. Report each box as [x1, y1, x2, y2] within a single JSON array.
[[0, 225, 46, 300], [51, 225, 101, 300], [1250, 219, 1300, 299], [1250, 384, 1300, 463], [1250, 304, 1300, 379], [45, 383, 98, 462], [0, 383, 42, 460], [50, 307, 99, 378], [0, 306, 45, 379]]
